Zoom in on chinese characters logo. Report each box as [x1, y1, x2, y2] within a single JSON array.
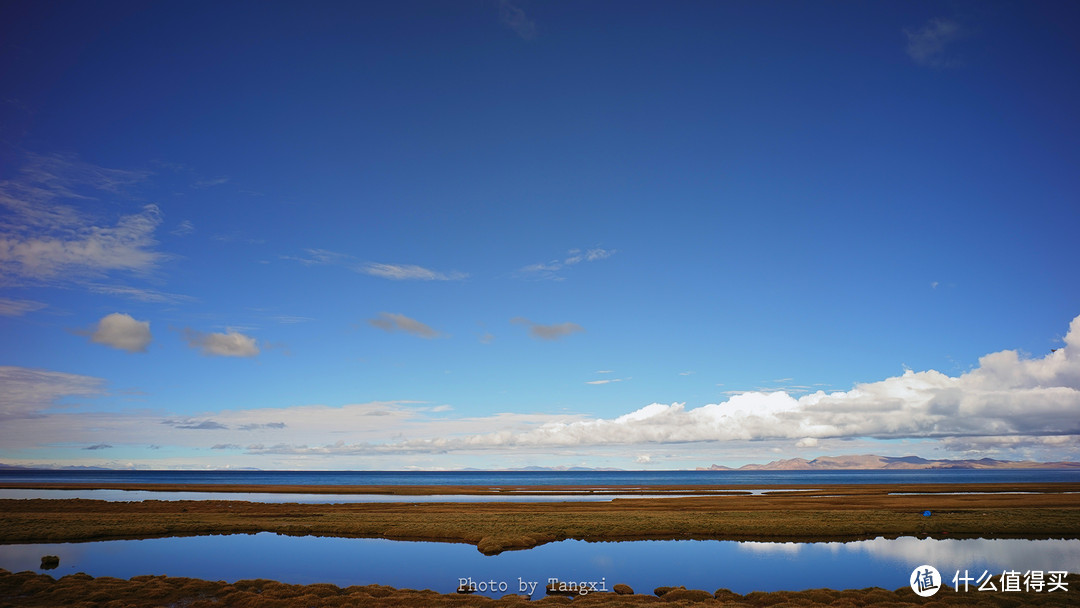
[[910, 565, 941, 597]]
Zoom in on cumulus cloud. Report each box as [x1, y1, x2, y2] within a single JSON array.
[[182, 329, 260, 357], [905, 18, 963, 68], [83, 313, 152, 353], [368, 312, 445, 339], [515, 247, 616, 280], [511, 317, 584, 340], [387, 314, 1080, 451], [0, 297, 46, 316], [0, 366, 104, 420]]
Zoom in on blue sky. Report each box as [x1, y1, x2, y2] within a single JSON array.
[[1, 1, 1078, 470]]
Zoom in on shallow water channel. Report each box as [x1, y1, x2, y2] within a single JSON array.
[[1, 534, 1077, 598]]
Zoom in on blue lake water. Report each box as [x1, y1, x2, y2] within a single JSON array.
[[1, 534, 1076, 598], [0, 489, 735, 502], [3, 468, 1079, 486]]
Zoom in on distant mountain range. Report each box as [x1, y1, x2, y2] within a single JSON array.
[[697, 454, 1080, 471]]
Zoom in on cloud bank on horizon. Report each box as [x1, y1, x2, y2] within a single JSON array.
[[1, 315, 1077, 468]]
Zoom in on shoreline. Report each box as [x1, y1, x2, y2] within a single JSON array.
[[2, 480, 1078, 495]]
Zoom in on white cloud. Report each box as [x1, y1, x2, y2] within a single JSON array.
[[360, 262, 467, 281], [368, 312, 445, 339], [511, 317, 585, 340], [7, 317, 1080, 468], [498, 0, 536, 40], [385, 314, 1080, 451], [0, 297, 46, 316], [635, 454, 651, 464], [87, 313, 152, 353], [905, 18, 963, 68], [0, 203, 163, 281], [515, 247, 616, 280], [586, 377, 630, 385], [283, 249, 466, 280], [183, 328, 260, 357], [86, 284, 194, 304], [0, 366, 104, 420], [0, 155, 164, 285]]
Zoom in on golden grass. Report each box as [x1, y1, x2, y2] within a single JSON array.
[[1, 483, 1078, 553], [2, 483, 1077, 605], [1, 569, 1076, 607]]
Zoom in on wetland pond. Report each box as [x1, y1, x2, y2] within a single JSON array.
[[1, 534, 1076, 598]]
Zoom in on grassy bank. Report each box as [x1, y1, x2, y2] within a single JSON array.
[[1, 569, 1077, 607], [1, 483, 1078, 553]]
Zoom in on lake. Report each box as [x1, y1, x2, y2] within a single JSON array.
[[3, 468, 1079, 486], [1, 534, 1076, 598]]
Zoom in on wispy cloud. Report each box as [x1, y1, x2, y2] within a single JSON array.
[[515, 247, 615, 281], [192, 177, 229, 189], [511, 317, 585, 340], [284, 249, 466, 281], [170, 220, 195, 236], [83, 443, 112, 450], [80, 313, 152, 353], [164, 418, 229, 430], [360, 262, 467, 281], [904, 18, 964, 68], [586, 377, 630, 385], [85, 284, 194, 304], [0, 297, 46, 316], [182, 328, 260, 357], [0, 366, 104, 420], [269, 315, 314, 324], [0, 155, 163, 285], [498, 0, 537, 40], [368, 312, 446, 339]]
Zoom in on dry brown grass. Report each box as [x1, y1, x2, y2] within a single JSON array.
[[1, 482, 1078, 553], [1, 483, 1077, 605], [1, 569, 1076, 607]]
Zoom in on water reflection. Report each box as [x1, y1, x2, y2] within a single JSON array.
[[0, 535, 1075, 598], [0, 489, 726, 503]]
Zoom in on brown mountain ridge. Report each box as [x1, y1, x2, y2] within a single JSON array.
[[697, 454, 1080, 470]]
